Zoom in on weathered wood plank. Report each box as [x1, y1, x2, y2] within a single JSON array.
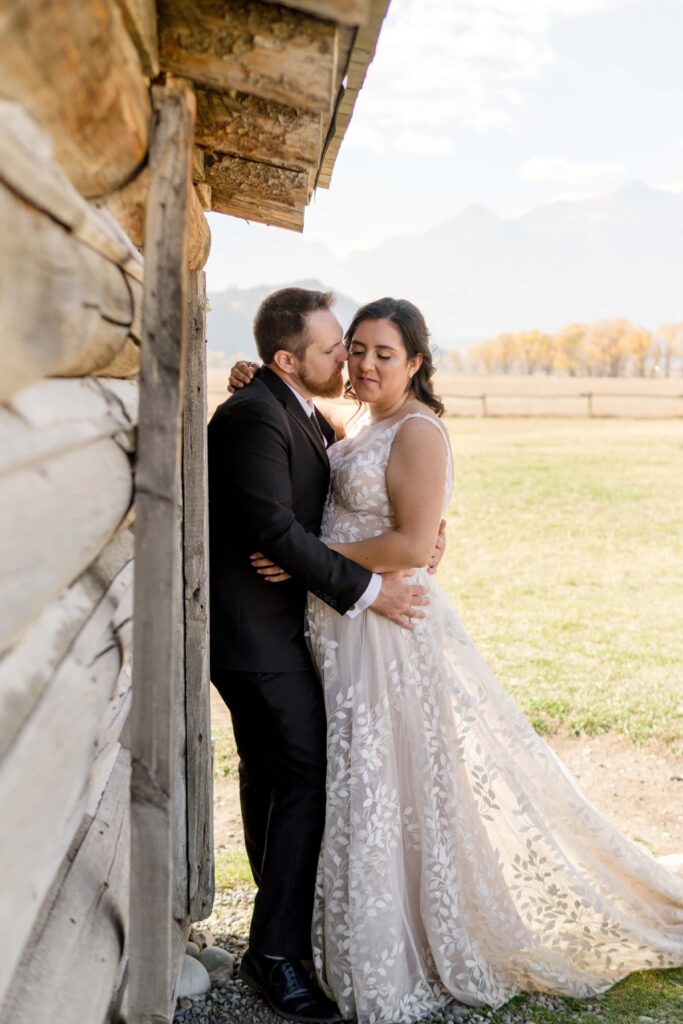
[[2, 749, 131, 1024], [212, 192, 305, 232], [173, 495, 189, 921], [158, 0, 339, 114], [0, 527, 134, 763], [0, 558, 133, 1010], [195, 87, 323, 171], [116, 0, 160, 77], [187, 184, 212, 270], [263, 0, 370, 25], [0, 438, 133, 656], [128, 79, 195, 1024], [0, 103, 143, 399], [183, 271, 214, 921], [0, 0, 150, 198]]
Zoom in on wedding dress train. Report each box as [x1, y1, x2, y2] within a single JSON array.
[[306, 411, 683, 1024]]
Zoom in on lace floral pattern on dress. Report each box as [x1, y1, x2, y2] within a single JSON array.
[[307, 412, 683, 1024]]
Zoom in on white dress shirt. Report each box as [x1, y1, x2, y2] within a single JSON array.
[[284, 381, 381, 618]]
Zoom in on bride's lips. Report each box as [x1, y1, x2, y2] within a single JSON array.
[[356, 375, 378, 385]]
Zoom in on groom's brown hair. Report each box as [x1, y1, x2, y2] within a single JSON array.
[[254, 287, 334, 364]]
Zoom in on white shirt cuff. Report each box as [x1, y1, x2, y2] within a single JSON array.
[[346, 573, 381, 618]]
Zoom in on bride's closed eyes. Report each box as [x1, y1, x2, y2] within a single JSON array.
[[349, 344, 391, 360]]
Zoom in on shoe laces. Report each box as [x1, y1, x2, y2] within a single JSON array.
[[276, 959, 308, 997]]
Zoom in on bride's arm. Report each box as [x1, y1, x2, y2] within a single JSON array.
[[328, 418, 448, 573]]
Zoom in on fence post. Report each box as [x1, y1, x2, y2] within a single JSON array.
[[480, 393, 488, 417]]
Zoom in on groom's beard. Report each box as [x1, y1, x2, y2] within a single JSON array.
[[294, 362, 344, 399]]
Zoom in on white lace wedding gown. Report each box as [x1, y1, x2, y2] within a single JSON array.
[[306, 411, 683, 1024]]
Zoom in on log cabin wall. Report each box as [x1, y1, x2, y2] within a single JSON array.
[[0, 1, 389, 1022]]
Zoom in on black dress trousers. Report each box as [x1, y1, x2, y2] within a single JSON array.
[[213, 667, 328, 959]]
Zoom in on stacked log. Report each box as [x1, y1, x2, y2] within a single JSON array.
[[0, 377, 137, 1016], [0, 103, 144, 399]]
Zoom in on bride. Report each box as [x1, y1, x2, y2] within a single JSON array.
[[236, 297, 683, 1023]]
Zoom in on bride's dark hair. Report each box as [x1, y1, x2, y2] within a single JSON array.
[[344, 297, 445, 418]]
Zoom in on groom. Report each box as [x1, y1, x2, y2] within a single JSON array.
[[208, 287, 428, 1023]]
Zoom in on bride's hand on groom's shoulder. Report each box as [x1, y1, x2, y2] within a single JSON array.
[[427, 519, 447, 575], [227, 360, 259, 394]]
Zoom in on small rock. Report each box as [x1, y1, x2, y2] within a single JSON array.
[[185, 941, 200, 959], [199, 945, 235, 972], [176, 955, 211, 999], [208, 964, 234, 986], [638, 1017, 655, 1023], [179, 997, 193, 1010], [189, 927, 215, 950]]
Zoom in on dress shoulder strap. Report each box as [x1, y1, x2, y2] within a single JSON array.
[[388, 412, 453, 502], [389, 411, 450, 448]]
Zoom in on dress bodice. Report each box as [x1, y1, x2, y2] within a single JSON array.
[[321, 411, 453, 545]]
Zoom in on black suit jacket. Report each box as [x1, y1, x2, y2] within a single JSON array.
[[208, 366, 372, 674]]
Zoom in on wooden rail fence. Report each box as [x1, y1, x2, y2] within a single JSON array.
[[442, 391, 683, 418]]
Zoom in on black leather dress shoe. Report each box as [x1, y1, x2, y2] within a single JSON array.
[[239, 950, 344, 1023]]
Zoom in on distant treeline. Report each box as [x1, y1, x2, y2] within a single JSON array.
[[449, 320, 683, 377]]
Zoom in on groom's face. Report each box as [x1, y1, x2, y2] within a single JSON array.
[[292, 309, 347, 399]]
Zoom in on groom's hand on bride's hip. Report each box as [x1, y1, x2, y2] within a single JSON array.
[[370, 571, 429, 630], [227, 360, 259, 393]]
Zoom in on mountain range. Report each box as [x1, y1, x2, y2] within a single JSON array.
[[207, 183, 683, 356]]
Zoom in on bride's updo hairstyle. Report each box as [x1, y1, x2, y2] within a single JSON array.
[[344, 297, 445, 417]]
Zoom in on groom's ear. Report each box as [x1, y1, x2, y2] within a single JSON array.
[[272, 349, 299, 375]]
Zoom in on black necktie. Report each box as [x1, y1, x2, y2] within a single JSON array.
[[309, 411, 327, 449]]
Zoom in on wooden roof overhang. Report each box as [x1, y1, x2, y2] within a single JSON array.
[[157, 0, 390, 232]]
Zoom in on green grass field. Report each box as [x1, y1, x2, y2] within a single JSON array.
[[439, 417, 683, 750], [211, 417, 683, 1023]]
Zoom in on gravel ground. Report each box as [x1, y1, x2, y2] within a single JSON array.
[[172, 885, 623, 1024]]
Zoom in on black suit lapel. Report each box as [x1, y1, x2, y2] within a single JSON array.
[[258, 366, 329, 468]]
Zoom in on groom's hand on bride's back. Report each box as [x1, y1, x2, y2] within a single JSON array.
[[227, 360, 259, 393], [370, 571, 429, 630]]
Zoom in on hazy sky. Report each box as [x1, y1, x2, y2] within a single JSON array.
[[206, 0, 683, 290]]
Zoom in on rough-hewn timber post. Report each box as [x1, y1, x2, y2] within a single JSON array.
[[183, 270, 215, 921], [129, 79, 195, 1024]]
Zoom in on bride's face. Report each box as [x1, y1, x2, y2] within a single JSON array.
[[347, 318, 421, 407]]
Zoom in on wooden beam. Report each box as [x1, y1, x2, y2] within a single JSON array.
[[183, 271, 214, 921], [212, 193, 305, 232], [128, 79, 195, 1024], [115, 0, 160, 77], [262, 0, 370, 26], [3, 750, 131, 1024], [0, 0, 150, 198], [207, 152, 309, 208], [208, 154, 308, 230], [158, 0, 339, 114], [194, 87, 323, 171]]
